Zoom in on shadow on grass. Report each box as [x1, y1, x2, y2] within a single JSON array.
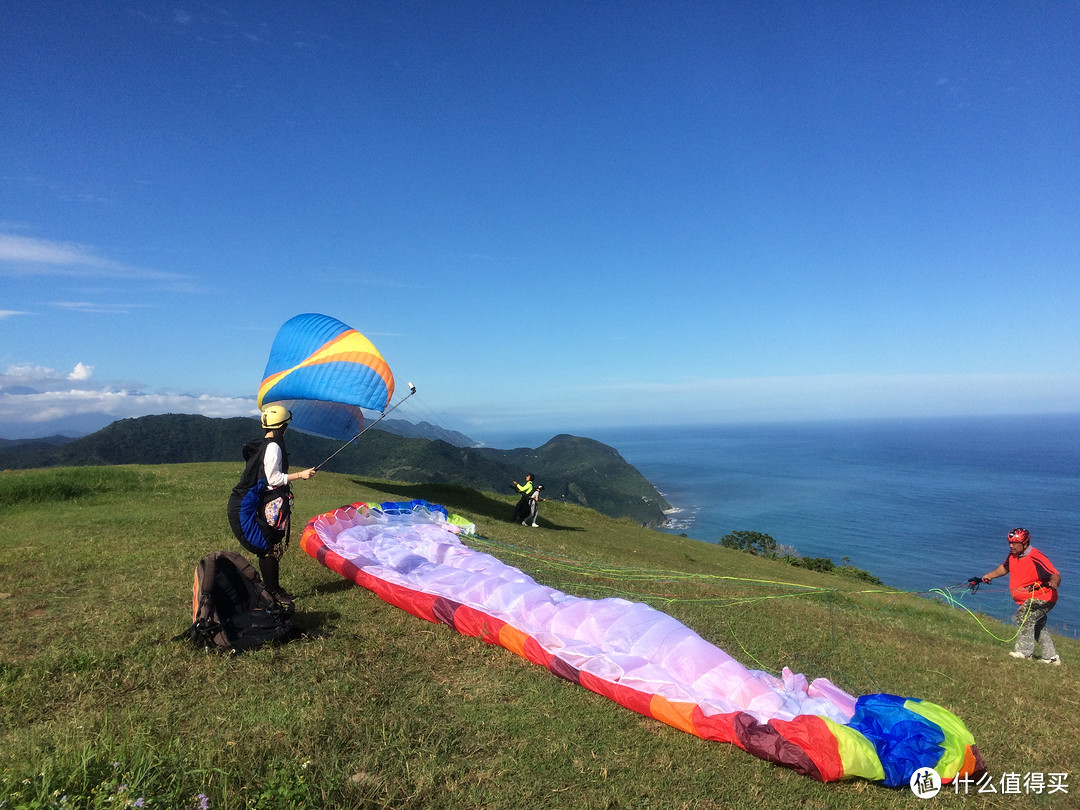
[[309, 578, 356, 596], [291, 612, 337, 637], [520, 519, 585, 533]]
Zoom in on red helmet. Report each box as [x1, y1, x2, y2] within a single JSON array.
[[1007, 528, 1030, 545]]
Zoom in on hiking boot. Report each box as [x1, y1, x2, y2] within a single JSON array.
[[1009, 651, 1031, 660], [270, 586, 297, 603], [1040, 656, 1062, 666]]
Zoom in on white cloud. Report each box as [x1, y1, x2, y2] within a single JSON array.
[[0, 389, 254, 423], [0, 310, 30, 319], [2, 364, 98, 391], [0, 389, 256, 441], [68, 363, 94, 381], [0, 233, 120, 269], [4, 364, 62, 381], [0, 232, 190, 283], [0, 363, 256, 438], [51, 301, 155, 315]]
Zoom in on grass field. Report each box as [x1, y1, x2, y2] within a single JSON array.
[[1, 464, 1077, 809]]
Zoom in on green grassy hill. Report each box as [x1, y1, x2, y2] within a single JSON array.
[[1, 465, 1077, 809], [0, 414, 671, 527]]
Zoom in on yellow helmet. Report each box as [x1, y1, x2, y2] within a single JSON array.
[[260, 404, 292, 430]]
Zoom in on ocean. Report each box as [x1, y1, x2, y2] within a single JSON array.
[[551, 415, 1079, 639]]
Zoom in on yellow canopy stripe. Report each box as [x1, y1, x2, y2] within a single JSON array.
[[257, 329, 393, 408]]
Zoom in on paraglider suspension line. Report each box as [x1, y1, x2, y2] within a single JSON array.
[[314, 383, 417, 471]]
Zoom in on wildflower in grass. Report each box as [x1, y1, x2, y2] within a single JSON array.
[[195, 793, 211, 810]]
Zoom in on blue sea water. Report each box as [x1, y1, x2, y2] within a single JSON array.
[[582, 415, 1080, 639]]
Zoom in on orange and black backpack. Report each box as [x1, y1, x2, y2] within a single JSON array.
[[178, 551, 296, 653]]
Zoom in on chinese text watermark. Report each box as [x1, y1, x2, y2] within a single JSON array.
[[910, 768, 1069, 799]]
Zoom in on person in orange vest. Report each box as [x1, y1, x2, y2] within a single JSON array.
[[980, 528, 1062, 665]]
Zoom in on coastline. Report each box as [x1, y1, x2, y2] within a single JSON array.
[[596, 416, 1080, 640]]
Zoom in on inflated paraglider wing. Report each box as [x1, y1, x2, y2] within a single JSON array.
[[257, 313, 395, 440], [301, 502, 984, 787]]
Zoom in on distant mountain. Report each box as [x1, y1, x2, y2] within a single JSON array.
[[0, 414, 480, 447], [0, 412, 117, 440], [0, 414, 671, 527], [377, 418, 480, 447], [0, 435, 75, 448]]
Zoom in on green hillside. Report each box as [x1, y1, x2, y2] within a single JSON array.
[[0, 414, 671, 527], [1, 465, 1077, 809]]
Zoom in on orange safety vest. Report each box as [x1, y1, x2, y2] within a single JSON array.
[[1004, 546, 1059, 605]]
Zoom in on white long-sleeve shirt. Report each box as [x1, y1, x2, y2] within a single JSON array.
[[262, 441, 290, 488]]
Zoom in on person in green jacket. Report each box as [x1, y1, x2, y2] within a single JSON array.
[[511, 473, 534, 523]]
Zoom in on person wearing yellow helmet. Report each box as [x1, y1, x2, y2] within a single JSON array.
[[260, 404, 292, 431], [226, 404, 317, 604]]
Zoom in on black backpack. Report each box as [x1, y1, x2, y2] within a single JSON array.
[[179, 551, 297, 653]]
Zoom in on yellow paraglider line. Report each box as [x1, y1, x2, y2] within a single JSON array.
[[927, 586, 1022, 643], [462, 533, 1022, 644]]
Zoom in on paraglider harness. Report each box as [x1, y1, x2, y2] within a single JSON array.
[[176, 551, 297, 654], [230, 436, 294, 559]]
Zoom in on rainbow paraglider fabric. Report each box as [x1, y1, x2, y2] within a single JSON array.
[[301, 501, 984, 787], [258, 313, 394, 440]]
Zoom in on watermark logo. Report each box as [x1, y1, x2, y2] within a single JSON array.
[[909, 769, 1069, 798], [911, 767, 942, 799]]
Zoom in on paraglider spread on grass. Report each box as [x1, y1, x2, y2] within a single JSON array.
[[302, 500, 984, 787]]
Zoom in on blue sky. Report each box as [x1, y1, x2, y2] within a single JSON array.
[[2, 2, 1078, 443]]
